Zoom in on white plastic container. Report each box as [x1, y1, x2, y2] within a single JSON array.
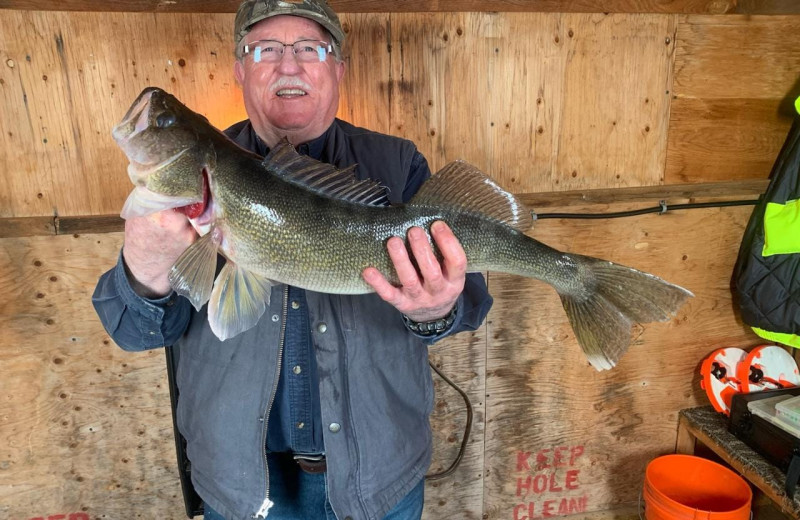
[[775, 394, 800, 427]]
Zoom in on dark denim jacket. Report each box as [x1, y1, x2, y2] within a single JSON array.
[[92, 119, 493, 520]]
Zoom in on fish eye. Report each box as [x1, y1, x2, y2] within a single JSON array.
[[156, 112, 177, 128]]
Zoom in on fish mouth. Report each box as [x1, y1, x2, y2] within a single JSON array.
[[113, 87, 193, 172], [112, 87, 157, 144]]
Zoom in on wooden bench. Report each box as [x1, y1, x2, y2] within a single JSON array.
[[677, 406, 800, 519]]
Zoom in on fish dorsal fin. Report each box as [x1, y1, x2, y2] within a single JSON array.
[[409, 160, 534, 231], [263, 138, 390, 207]]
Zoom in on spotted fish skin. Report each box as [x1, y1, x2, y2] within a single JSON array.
[[112, 87, 693, 370]]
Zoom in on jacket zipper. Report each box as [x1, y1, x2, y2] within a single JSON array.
[[255, 285, 289, 519]]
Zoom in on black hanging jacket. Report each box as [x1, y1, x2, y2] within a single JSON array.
[[732, 98, 800, 348]]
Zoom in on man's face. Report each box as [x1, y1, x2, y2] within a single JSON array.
[[234, 15, 345, 146]]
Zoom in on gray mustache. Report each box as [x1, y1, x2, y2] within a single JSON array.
[[270, 77, 313, 92]]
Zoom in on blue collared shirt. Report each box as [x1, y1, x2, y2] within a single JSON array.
[[267, 285, 324, 453]]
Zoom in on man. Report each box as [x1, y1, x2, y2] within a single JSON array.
[[92, 1, 493, 519]]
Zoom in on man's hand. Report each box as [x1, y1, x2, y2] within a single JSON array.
[[122, 210, 197, 298], [362, 221, 467, 323]]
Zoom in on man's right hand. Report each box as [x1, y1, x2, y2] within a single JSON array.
[[122, 210, 197, 298]]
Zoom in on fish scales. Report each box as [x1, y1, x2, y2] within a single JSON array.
[[112, 87, 693, 370], [214, 160, 571, 296]]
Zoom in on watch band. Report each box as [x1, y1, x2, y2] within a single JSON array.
[[402, 303, 458, 336]]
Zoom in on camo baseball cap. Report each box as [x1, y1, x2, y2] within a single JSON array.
[[234, 0, 346, 55]]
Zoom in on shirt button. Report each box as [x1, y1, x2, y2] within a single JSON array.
[[149, 331, 156, 335], [293, 365, 302, 375], [317, 323, 328, 333], [271, 314, 279, 322], [329, 422, 341, 433], [291, 300, 300, 310], [297, 422, 305, 429]]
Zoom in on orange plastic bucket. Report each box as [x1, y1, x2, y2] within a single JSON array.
[[643, 455, 752, 520]]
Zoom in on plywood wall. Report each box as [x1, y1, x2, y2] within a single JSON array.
[[2, 11, 799, 219], [483, 203, 755, 519], [666, 15, 800, 183], [0, 233, 185, 520], [0, 11, 245, 219], [1, 7, 799, 520]]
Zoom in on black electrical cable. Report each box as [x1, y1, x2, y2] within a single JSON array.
[[425, 361, 473, 481], [534, 198, 759, 220]]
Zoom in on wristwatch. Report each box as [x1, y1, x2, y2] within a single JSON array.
[[402, 303, 458, 336]]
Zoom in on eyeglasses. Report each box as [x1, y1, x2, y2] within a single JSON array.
[[241, 39, 333, 64]]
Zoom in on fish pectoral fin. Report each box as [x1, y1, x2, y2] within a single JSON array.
[[168, 230, 221, 311], [208, 263, 275, 341], [120, 186, 201, 219]]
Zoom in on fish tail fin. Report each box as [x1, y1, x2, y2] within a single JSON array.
[[559, 256, 693, 371]]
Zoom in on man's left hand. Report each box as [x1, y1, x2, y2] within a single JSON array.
[[362, 220, 467, 323]]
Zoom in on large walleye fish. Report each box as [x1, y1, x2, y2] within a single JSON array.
[[113, 87, 693, 370]]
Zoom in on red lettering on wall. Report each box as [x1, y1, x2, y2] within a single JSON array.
[[570, 496, 588, 514], [535, 449, 551, 470], [511, 446, 588, 519], [552, 447, 567, 468], [533, 474, 548, 493], [570, 445, 584, 465], [558, 497, 569, 515], [526, 445, 584, 472], [28, 513, 90, 520], [517, 451, 532, 471], [542, 500, 556, 518], [565, 469, 579, 490], [518, 471, 582, 498], [512, 497, 588, 520], [517, 476, 531, 497]]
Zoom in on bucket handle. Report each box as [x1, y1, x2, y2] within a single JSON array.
[[638, 490, 753, 520]]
